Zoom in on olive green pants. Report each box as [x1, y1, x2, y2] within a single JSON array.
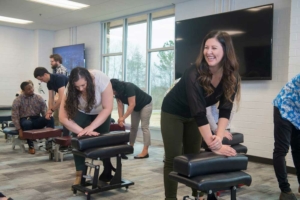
[[161, 111, 202, 200]]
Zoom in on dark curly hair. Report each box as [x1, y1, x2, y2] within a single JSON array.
[[110, 79, 126, 99], [65, 67, 95, 119], [195, 30, 241, 104]]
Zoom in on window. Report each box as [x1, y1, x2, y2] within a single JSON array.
[[126, 15, 147, 91], [103, 19, 123, 121], [102, 8, 175, 128], [149, 50, 174, 127]]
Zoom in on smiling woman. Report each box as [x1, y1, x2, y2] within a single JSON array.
[[160, 30, 241, 199]]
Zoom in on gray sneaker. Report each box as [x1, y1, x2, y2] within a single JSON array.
[[279, 192, 297, 200]]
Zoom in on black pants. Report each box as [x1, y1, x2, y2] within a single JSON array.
[[273, 106, 300, 192], [72, 111, 112, 180], [20, 116, 54, 148]]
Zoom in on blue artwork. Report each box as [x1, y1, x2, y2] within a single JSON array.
[[53, 44, 85, 74]]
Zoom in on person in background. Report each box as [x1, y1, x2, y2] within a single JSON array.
[[33, 67, 68, 135], [50, 54, 68, 76], [160, 31, 241, 199], [110, 79, 152, 159], [16, 80, 34, 96], [50, 54, 68, 127], [11, 81, 54, 154], [206, 101, 237, 140], [59, 67, 114, 185], [273, 74, 300, 200]]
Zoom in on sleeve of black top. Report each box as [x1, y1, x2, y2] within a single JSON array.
[[46, 82, 52, 90], [56, 76, 66, 89], [126, 83, 136, 97], [218, 79, 237, 119], [185, 67, 209, 127]]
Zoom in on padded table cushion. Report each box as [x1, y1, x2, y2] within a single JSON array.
[[23, 128, 62, 139], [110, 124, 125, 131], [222, 132, 244, 145], [54, 136, 71, 146], [72, 131, 130, 151], [173, 152, 248, 177], [73, 144, 134, 159], [231, 144, 248, 154], [169, 171, 252, 191], [3, 127, 18, 135]]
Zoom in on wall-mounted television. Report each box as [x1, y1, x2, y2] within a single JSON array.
[[175, 4, 273, 80], [53, 43, 85, 74]]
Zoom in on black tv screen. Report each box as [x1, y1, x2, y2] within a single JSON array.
[[175, 4, 273, 80], [53, 43, 85, 74]]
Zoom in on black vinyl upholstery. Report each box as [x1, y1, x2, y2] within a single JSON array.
[[3, 127, 18, 135], [231, 144, 248, 154], [169, 171, 252, 191], [73, 144, 133, 159], [173, 152, 248, 177], [222, 132, 244, 145], [71, 131, 130, 151]]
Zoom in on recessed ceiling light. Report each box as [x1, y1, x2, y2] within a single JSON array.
[[0, 16, 33, 24], [28, 0, 89, 10]]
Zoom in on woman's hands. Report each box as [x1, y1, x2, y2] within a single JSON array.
[[224, 130, 233, 140], [118, 117, 125, 127], [208, 135, 222, 150], [212, 145, 236, 157], [45, 109, 53, 120], [208, 132, 236, 156], [77, 126, 100, 137]]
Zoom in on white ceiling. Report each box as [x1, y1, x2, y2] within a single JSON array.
[[0, 0, 191, 31]]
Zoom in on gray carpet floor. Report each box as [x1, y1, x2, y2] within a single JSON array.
[[0, 135, 299, 200]]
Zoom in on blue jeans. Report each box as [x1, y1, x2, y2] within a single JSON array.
[[20, 116, 54, 148]]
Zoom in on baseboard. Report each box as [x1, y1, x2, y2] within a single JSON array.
[[247, 155, 296, 175]]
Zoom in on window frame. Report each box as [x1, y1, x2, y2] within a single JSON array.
[[101, 7, 175, 129]]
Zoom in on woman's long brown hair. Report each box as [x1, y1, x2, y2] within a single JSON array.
[[195, 31, 241, 105], [64, 67, 95, 119]]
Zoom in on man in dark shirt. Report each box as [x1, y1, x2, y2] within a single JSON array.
[[33, 67, 68, 131], [11, 81, 54, 154]]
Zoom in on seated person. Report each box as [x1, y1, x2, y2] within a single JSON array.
[[206, 101, 237, 140], [11, 81, 54, 154], [16, 80, 34, 96]]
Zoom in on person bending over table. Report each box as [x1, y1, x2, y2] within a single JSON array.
[[34, 67, 69, 135], [161, 30, 241, 200], [110, 79, 152, 159], [11, 81, 54, 154], [59, 67, 114, 186]]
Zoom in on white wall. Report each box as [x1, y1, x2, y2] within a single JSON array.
[[34, 30, 55, 101], [0, 26, 54, 105], [176, 0, 294, 166], [288, 0, 300, 79], [0, 26, 33, 105], [54, 22, 101, 70]]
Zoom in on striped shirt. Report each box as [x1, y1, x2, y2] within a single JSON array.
[[11, 93, 47, 129]]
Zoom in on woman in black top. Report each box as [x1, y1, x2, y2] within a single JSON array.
[[161, 31, 241, 199], [111, 79, 153, 159]]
